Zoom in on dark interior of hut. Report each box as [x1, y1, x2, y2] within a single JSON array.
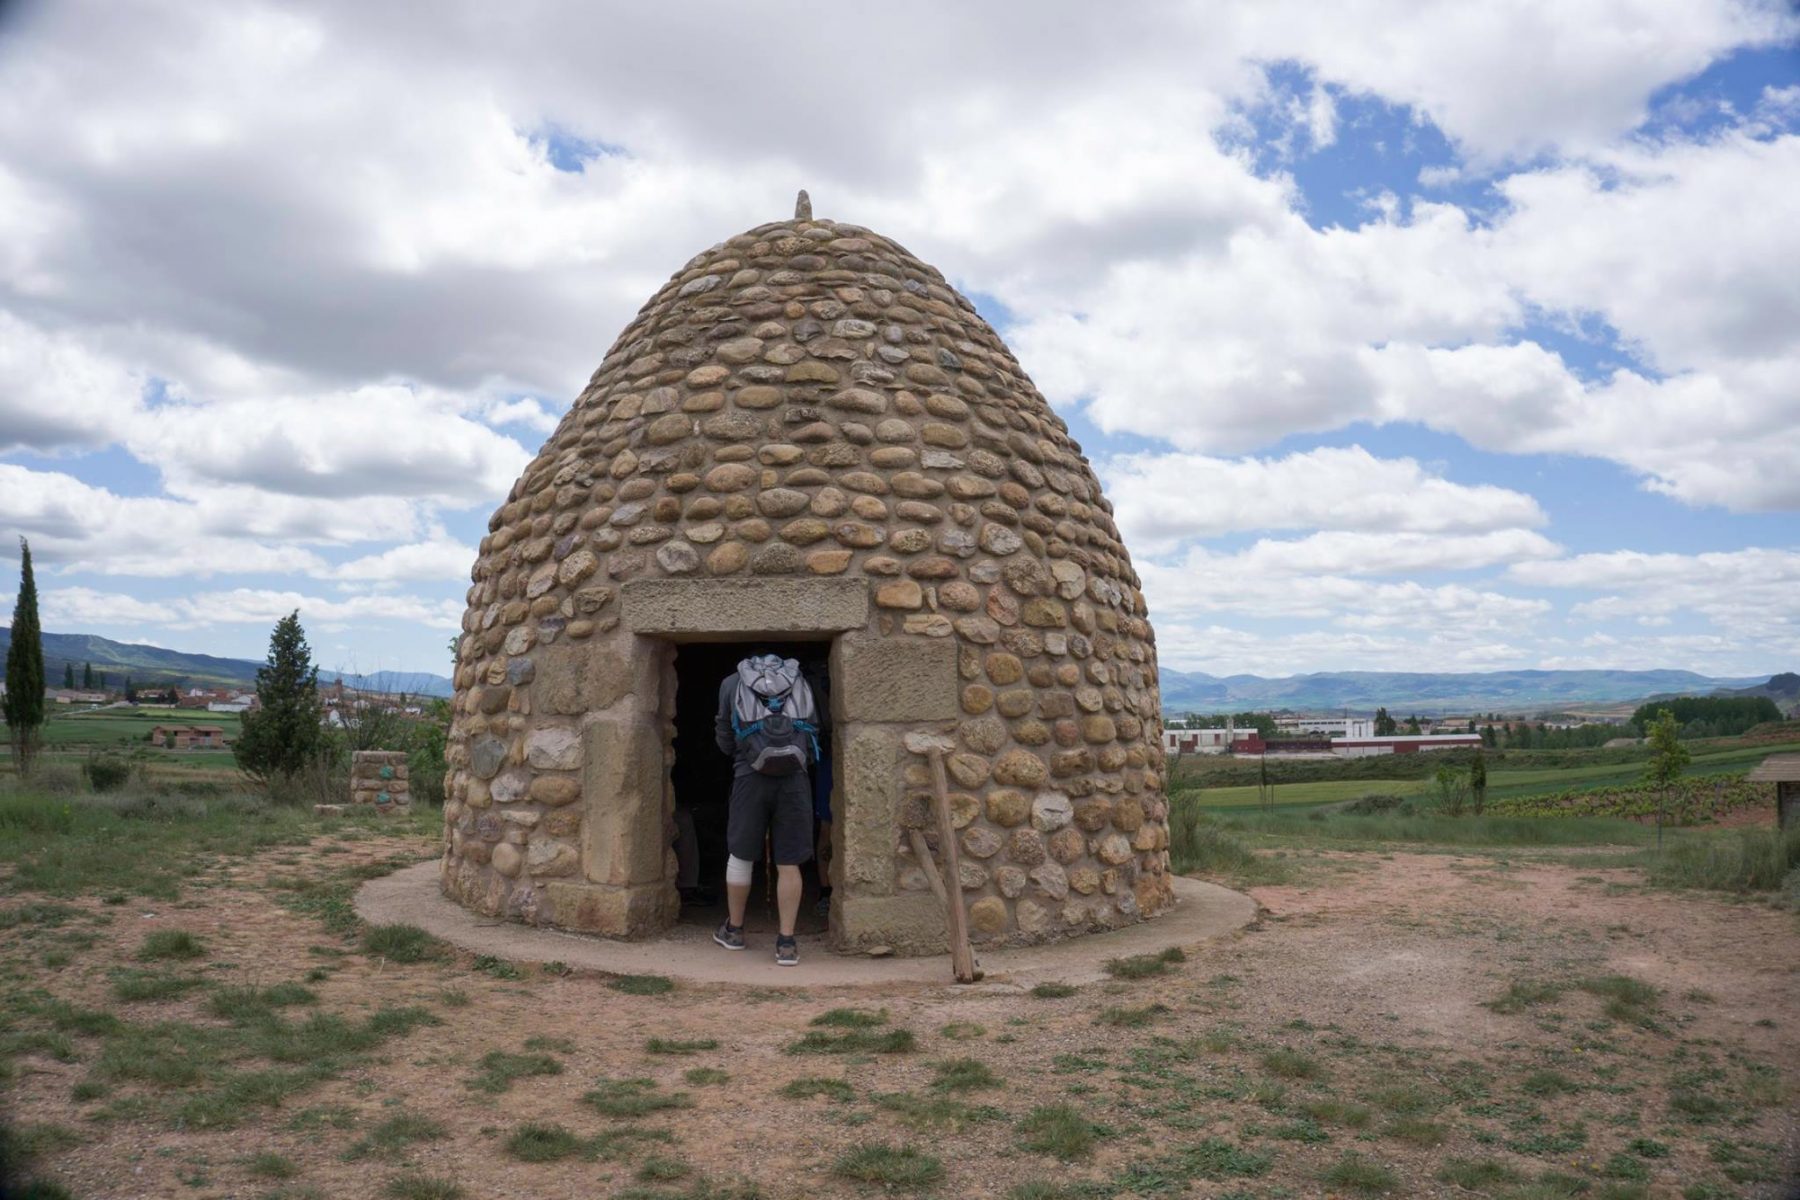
[[671, 639, 834, 935]]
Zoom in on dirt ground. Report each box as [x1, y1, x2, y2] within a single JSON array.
[[5, 833, 1797, 1200]]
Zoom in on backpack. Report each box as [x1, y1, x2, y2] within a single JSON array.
[[730, 655, 820, 776]]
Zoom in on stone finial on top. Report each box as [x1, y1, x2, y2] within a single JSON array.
[[795, 189, 812, 220]]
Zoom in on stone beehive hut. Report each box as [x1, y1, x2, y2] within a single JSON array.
[[442, 195, 1170, 954]]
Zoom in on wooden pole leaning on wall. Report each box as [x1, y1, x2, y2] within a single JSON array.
[[904, 732, 980, 983]]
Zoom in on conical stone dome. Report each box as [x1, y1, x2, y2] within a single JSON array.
[[443, 200, 1170, 952]]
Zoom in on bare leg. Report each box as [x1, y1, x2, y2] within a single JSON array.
[[726, 881, 750, 928], [776, 864, 802, 938]]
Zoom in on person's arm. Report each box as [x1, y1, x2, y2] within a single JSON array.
[[714, 676, 736, 756]]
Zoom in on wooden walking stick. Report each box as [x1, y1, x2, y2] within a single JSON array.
[[903, 733, 979, 983]]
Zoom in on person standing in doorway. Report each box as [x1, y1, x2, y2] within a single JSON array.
[[713, 653, 821, 966]]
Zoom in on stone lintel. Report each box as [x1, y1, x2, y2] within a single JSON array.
[[621, 577, 869, 638]]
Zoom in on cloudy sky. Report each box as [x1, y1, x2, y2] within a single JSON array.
[[1, 1, 1797, 681]]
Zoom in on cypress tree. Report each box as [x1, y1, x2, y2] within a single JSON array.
[[233, 610, 326, 785], [82, 662, 92, 689], [3, 538, 47, 775], [63, 662, 74, 689]]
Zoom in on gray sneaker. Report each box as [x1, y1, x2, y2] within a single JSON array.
[[713, 922, 745, 951], [775, 936, 798, 966]]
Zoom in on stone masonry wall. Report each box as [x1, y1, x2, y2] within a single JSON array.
[[441, 211, 1170, 948]]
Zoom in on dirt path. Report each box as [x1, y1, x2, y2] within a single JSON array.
[[6, 838, 1797, 1199]]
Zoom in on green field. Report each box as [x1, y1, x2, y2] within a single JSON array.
[[34, 707, 244, 749], [1178, 739, 1800, 812]]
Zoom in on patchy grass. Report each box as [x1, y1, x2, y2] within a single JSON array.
[[345, 1112, 446, 1160], [384, 1174, 462, 1200], [1260, 1048, 1326, 1080], [1096, 1003, 1169, 1029], [810, 1007, 888, 1028], [1438, 1157, 1522, 1189], [780, 1076, 854, 1101], [109, 968, 207, 1002], [136, 929, 206, 961], [244, 1151, 298, 1179], [683, 1066, 729, 1086], [786, 1027, 915, 1055], [832, 1143, 944, 1190], [504, 1122, 587, 1163], [1321, 1152, 1400, 1195], [362, 923, 441, 964], [608, 974, 674, 996], [465, 1050, 562, 1095], [1016, 1104, 1109, 1161], [646, 1037, 719, 1055], [1647, 825, 1800, 893], [1486, 979, 1568, 1013], [1103, 946, 1186, 980], [877, 1092, 1002, 1132], [581, 1077, 692, 1119], [931, 1058, 999, 1092], [1030, 982, 1077, 999]]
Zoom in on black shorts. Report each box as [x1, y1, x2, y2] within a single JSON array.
[[726, 771, 814, 866]]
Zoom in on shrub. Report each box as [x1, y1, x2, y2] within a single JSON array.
[[83, 754, 133, 793]]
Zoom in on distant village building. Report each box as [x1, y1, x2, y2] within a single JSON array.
[[1164, 725, 1261, 755], [148, 724, 228, 750], [49, 689, 111, 705], [1272, 715, 1375, 740], [1331, 733, 1483, 757], [207, 693, 258, 714]]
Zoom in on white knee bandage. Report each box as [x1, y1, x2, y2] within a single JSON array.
[[725, 855, 755, 885]]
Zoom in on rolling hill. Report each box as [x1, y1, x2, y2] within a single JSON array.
[[0, 629, 454, 697], [1158, 667, 1774, 715]]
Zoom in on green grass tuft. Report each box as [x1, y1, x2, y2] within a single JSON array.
[[810, 1007, 887, 1027], [931, 1058, 999, 1092], [785, 1027, 915, 1055], [1260, 1047, 1326, 1080], [1321, 1152, 1400, 1195], [832, 1143, 944, 1190], [608, 974, 674, 995], [646, 1037, 719, 1055], [362, 924, 441, 964], [504, 1122, 586, 1163], [466, 1050, 562, 1094], [384, 1174, 462, 1200], [1104, 947, 1186, 979], [780, 1076, 854, 1101], [1095, 1003, 1169, 1028], [582, 1077, 692, 1118], [1029, 982, 1077, 998], [1017, 1104, 1109, 1161], [136, 930, 207, 961]]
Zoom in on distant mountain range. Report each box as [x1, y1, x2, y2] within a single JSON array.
[[0, 628, 1784, 715], [0, 629, 454, 698], [1158, 668, 1776, 715]]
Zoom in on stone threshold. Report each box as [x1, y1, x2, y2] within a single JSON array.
[[354, 863, 1255, 988]]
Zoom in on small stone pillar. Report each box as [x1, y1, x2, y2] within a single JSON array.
[[350, 750, 411, 813]]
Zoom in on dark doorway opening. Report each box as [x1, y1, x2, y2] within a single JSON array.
[[671, 639, 832, 934]]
